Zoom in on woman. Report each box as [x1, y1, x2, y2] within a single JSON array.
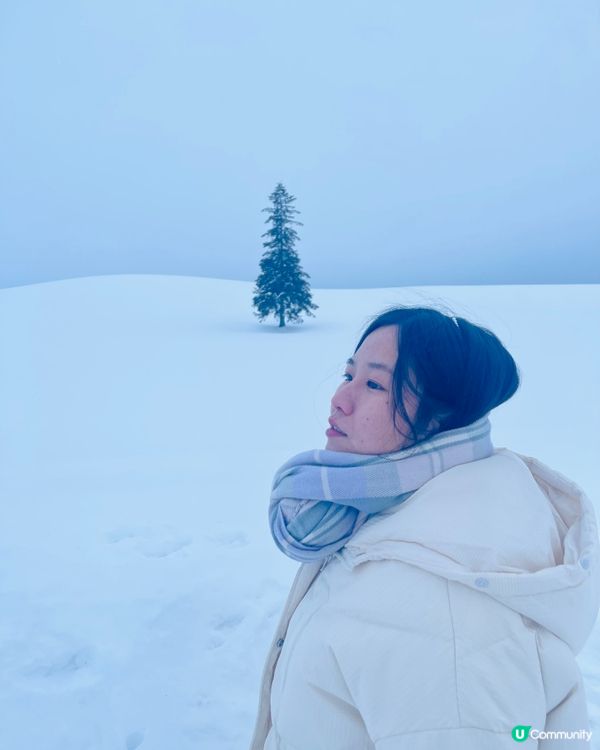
[[250, 305, 600, 750]]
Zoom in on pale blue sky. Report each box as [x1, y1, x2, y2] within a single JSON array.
[[1, 0, 599, 289]]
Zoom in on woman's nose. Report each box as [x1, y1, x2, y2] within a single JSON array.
[[331, 385, 353, 415]]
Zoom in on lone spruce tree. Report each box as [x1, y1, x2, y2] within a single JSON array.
[[252, 183, 318, 327]]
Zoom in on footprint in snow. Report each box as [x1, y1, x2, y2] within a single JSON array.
[[203, 530, 249, 547], [125, 730, 145, 749], [105, 524, 192, 558], [11, 630, 97, 692]]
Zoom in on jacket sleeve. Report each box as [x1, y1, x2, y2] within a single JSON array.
[[326, 559, 550, 749]]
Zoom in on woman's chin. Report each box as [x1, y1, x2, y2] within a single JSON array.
[[326, 438, 349, 452]]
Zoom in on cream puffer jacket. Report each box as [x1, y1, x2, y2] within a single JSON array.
[[249, 448, 600, 749]]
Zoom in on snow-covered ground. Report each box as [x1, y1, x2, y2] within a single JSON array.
[[0, 275, 598, 749]]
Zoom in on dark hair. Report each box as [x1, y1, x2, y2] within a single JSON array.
[[353, 305, 521, 447]]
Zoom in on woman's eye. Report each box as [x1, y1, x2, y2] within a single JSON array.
[[342, 373, 383, 390]]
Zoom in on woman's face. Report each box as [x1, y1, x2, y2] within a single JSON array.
[[326, 325, 420, 454]]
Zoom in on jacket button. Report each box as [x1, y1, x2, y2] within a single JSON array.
[[580, 558, 590, 570], [474, 577, 489, 588], [276, 638, 285, 647]]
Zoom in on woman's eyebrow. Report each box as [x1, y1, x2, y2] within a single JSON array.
[[346, 357, 393, 375]]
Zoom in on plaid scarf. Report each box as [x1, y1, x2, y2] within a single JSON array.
[[269, 413, 494, 562]]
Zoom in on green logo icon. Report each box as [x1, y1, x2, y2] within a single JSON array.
[[512, 726, 531, 742]]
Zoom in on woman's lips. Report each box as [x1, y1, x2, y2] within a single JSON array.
[[326, 427, 347, 437]]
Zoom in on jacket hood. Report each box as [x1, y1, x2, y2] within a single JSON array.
[[338, 448, 600, 654]]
